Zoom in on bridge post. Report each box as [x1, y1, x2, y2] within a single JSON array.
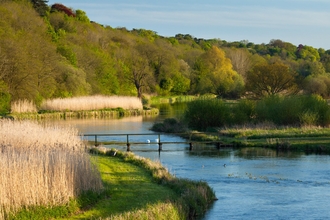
[[94, 135, 98, 146], [126, 134, 130, 151], [158, 134, 162, 151], [189, 142, 193, 151]]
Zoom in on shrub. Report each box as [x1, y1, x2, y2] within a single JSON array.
[[184, 95, 330, 130], [230, 99, 256, 125], [255, 95, 283, 124], [184, 98, 230, 130]]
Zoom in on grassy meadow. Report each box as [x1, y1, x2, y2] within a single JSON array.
[[0, 119, 103, 219]]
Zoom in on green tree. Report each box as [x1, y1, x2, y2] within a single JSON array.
[[304, 75, 330, 98], [30, 0, 49, 16], [195, 46, 244, 97], [75, 9, 90, 23], [246, 62, 298, 97], [121, 48, 154, 98]]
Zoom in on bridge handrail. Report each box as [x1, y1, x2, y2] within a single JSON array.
[[79, 132, 229, 151]]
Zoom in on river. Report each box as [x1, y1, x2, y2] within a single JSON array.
[[53, 103, 330, 219]]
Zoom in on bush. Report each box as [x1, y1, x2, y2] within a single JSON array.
[[183, 95, 330, 130], [230, 99, 256, 125], [184, 98, 230, 130]]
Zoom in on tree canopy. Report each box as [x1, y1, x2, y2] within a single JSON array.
[[246, 62, 298, 97], [0, 1, 330, 113]]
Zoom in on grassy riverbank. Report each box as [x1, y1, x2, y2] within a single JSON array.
[[9, 149, 216, 219], [80, 149, 217, 220], [179, 125, 330, 153]]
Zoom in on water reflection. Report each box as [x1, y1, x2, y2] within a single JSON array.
[[235, 147, 304, 159]]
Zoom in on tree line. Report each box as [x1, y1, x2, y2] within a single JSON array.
[[1, 0, 330, 113]]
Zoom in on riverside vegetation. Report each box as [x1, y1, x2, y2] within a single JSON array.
[[0, 119, 216, 219], [152, 94, 330, 153], [6, 96, 159, 120]]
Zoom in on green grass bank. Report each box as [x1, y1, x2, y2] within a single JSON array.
[[11, 150, 216, 220]]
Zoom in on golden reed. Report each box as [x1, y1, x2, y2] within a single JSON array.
[[0, 119, 103, 219]]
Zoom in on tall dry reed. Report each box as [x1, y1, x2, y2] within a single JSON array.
[[40, 95, 143, 111], [10, 99, 37, 113], [0, 119, 103, 219]]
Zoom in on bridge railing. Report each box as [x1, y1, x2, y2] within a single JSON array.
[[80, 132, 230, 151]]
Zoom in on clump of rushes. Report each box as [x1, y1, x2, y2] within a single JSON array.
[[40, 95, 143, 112], [0, 119, 103, 219]]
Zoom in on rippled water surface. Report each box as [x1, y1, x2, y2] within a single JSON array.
[[53, 105, 330, 220]]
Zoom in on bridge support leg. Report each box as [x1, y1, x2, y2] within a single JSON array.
[[189, 142, 193, 151], [127, 143, 131, 152]]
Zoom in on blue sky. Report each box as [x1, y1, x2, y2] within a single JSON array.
[[48, 0, 330, 49]]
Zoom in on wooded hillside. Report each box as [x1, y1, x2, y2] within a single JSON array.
[[1, 0, 330, 113]]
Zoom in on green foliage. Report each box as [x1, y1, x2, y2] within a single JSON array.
[[1, 0, 330, 107], [30, 0, 49, 17], [304, 74, 330, 97], [184, 98, 230, 130], [184, 95, 330, 130], [230, 99, 255, 124], [57, 44, 77, 66], [75, 9, 90, 23], [246, 62, 298, 97], [0, 80, 10, 114]]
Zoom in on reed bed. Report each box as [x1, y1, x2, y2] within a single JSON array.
[[10, 99, 37, 113], [0, 119, 103, 219], [40, 95, 143, 112]]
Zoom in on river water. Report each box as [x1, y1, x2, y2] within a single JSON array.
[[53, 104, 330, 220]]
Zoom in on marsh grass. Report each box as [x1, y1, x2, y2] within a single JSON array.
[[0, 119, 103, 219], [10, 99, 37, 113], [214, 124, 330, 152], [220, 124, 330, 139], [40, 95, 143, 111]]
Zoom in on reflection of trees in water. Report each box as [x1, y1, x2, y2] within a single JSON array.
[[186, 143, 231, 158], [236, 147, 303, 159], [153, 102, 187, 119]]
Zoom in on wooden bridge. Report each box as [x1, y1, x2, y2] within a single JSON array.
[[81, 133, 233, 152]]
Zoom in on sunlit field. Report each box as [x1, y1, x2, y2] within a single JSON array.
[[0, 119, 103, 219], [40, 95, 143, 111]]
